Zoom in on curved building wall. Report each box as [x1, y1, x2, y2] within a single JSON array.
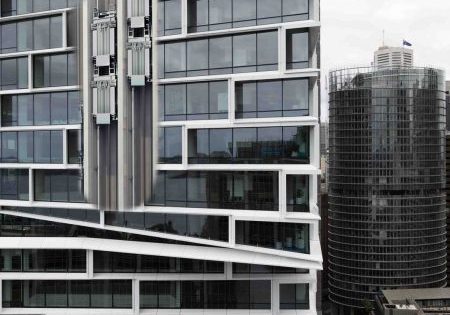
[[328, 67, 447, 309]]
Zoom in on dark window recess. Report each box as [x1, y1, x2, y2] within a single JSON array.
[[104, 211, 229, 242], [150, 171, 279, 211], [286, 175, 309, 212], [232, 263, 308, 274], [236, 220, 310, 253], [140, 280, 271, 309], [188, 126, 310, 164]]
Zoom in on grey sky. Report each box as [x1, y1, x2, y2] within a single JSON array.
[[320, 0, 450, 121]]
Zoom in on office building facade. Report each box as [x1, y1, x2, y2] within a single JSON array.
[[328, 66, 447, 313], [373, 46, 413, 69], [0, 0, 322, 314]]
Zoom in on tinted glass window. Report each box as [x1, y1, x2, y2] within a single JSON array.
[[34, 131, 51, 163], [209, 37, 232, 70], [50, 16, 63, 48], [187, 83, 208, 119], [17, 20, 33, 51], [165, 42, 186, 74], [2, 23, 17, 53], [34, 94, 50, 125], [18, 95, 33, 125], [233, 33, 256, 69], [33, 18, 50, 50], [50, 54, 68, 86], [50, 92, 68, 124], [287, 30, 309, 69], [18, 131, 33, 162], [2, 132, 17, 162]]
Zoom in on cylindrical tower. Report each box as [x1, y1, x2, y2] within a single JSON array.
[[328, 67, 447, 311]]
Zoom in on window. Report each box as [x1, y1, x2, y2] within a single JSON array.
[[287, 175, 309, 212], [186, 0, 309, 32], [0, 58, 28, 90], [51, 93, 68, 124], [1, 22, 17, 53], [18, 131, 33, 162], [150, 171, 279, 211], [236, 78, 309, 118], [2, 132, 17, 162], [0, 169, 28, 200], [160, 81, 228, 121], [34, 94, 51, 125], [158, 127, 182, 163], [33, 18, 50, 50], [105, 212, 229, 242], [17, 20, 32, 51], [34, 130, 51, 163], [1, 95, 17, 126], [158, 0, 182, 36], [0, 0, 73, 17], [140, 280, 271, 309], [67, 129, 82, 164], [236, 221, 310, 253], [34, 53, 75, 88], [287, 29, 309, 69], [34, 170, 84, 202], [159, 31, 277, 78], [280, 283, 309, 309], [2, 280, 132, 308], [188, 127, 310, 164]]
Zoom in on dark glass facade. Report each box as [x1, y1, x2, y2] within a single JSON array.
[[328, 67, 447, 308]]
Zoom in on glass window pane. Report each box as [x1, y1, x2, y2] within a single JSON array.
[[209, 129, 232, 162], [33, 18, 50, 50], [164, 127, 182, 163], [18, 131, 33, 163], [45, 281, 67, 307], [258, 127, 283, 162], [34, 55, 50, 88], [34, 93, 50, 125], [233, 0, 256, 22], [283, 127, 309, 161], [187, 171, 207, 206], [69, 281, 90, 307], [1, 59, 17, 89], [209, 0, 231, 26], [188, 130, 208, 163], [257, 31, 278, 66], [1, 95, 17, 126], [165, 84, 186, 118], [233, 34, 256, 68], [50, 130, 63, 163], [187, 0, 208, 29], [67, 129, 82, 164], [257, 0, 281, 19], [209, 81, 228, 115], [233, 128, 257, 162], [17, 20, 33, 52], [140, 282, 158, 308], [67, 52, 78, 85], [91, 281, 113, 308], [50, 54, 68, 86], [34, 131, 51, 163], [187, 83, 208, 117], [187, 40, 208, 71], [158, 282, 180, 308], [283, 0, 308, 15], [165, 42, 186, 74], [50, 0, 67, 9], [209, 37, 232, 70], [112, 280, 132, 308], [17, 57, 28, 89], [1, 23, 17, 53], [283, 79, 308, 113], [287, 30, 309, 69], [165, 171, 186, 206], [68, 92, 81, 124], [17, 0, 33, 14], [164, 0, 181, 33], [257, 81, 282, 113], [1, 0, 16, 16], [2, 132, 17, 162], [50, 16, 63, 48], [18, 95, 33, 125], [50, 92, 68, 124], [68, 170, 83, 202], [33, 0, 50, 11], [236, 82, 256, 117]]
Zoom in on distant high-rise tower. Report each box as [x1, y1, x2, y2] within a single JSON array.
[[328, 66, 447, 313], [374, 46, 413, 69]]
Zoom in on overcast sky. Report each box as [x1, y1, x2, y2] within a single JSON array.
[[320, 0, 450, 121]]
